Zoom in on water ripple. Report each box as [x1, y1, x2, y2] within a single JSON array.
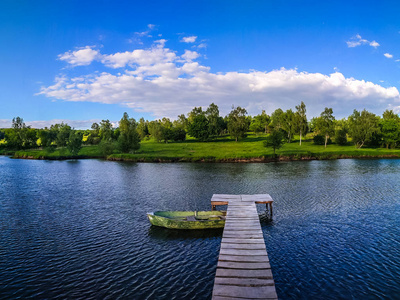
[[1, 157, 400, 299]]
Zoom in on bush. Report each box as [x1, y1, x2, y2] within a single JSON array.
[[45, 145, 56, 153], [335, 129, 348, 145], [86, 135, 101, 145], [188, 115, 209, 141], [99, 140, 114, 156], [171, 128, 186, 141], [313, 134, 331, 145], [67, 131, 83, 155]]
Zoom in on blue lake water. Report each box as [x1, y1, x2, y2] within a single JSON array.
[[0, 156, 399, 299]]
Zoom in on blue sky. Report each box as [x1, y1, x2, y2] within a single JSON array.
[[1, 0, 400, 128]]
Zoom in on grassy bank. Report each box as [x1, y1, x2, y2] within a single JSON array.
[[6, 134, 400, 162], [12, 145, 105, 160], [109, 136, 400, 162], [0, 149, 15, 155]]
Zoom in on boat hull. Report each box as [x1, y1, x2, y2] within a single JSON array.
[[147, 211, 226, 230]]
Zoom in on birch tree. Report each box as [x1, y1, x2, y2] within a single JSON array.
[[314, 107, 335, 148]]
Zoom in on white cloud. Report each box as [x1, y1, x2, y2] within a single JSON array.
[[369, 40, 380, 48], [101, 42, 177, 69], [0, 119, 11, 128], [384, 53, 393, 58], [182, 50, 200, 62], [181, 36, 197, 43], [58, 46, 100, 66], [346, 34, 380, 48], [196, 43, 207, 49], [41, 41, 400, 120]]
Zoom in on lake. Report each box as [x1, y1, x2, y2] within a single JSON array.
[[1, 156, 399, 299]]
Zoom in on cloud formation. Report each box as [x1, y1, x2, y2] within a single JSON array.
[[346, 34, 380, 48], [181, 36, 197, 43], [384, 53, 393, 58], [181, 50, 200, 61], [58, 46, 100, 66], [40, 40, 400, 119]]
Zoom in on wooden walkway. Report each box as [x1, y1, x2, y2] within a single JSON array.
[[211, 194, 278, 300]]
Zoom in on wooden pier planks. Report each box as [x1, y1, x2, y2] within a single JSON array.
[[211, 194, 278, 300]]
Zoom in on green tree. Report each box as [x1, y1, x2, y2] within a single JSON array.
[[280, 109, 296, 143], [44, 127, 57, 149], [170, 127, 186, 141], [98, 140, 115, 156], [348, 109, 379, 148], [148, 120, 163, 142], [118, 112, 140, 153], [67, 131, 83, 155], [227, 106, 248, 141], [206, 103, 223, 137], [23, 128, 38, 149], [270, 108, 284, 130], [37, 129, 52, 149], [51, 122, 71, 147], [86, 122, 100, 145], [91, 122, 100, 136], [7, 117, 27, 149], [187, 106, 204, 123], [137, 118, 149, 139], [380, 110, 400, 149], [263, 130, 285, 155], [334, 118, 348, 146], [99, 119, 114, 141], [314, 108, 335, 148], [160, 117, 173, 143], [36, 127, 57, 150], [188, 114, 210, 141], [295, 102, 308, 145], [313, 134, 331, 145], [173, 114, 188, 131], [250, 110, 270, 135], [334, 129, 348, 145]]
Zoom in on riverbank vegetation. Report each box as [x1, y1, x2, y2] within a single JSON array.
[[2, 102, 400, 162]]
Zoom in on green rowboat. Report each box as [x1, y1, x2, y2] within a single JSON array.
[[147, 211, 226, 229]]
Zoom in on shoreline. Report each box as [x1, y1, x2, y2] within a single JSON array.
[[6, 152, 400, 163], [106, 154, 400, 163]]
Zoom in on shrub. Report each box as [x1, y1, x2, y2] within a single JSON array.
[[335, 129, 348, 145], [99, 140, 114, 156], [171, 128, 186, 142], [313, 134, 331, 145]]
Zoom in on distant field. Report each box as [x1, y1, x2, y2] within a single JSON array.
[[7, 133, 400, 162]]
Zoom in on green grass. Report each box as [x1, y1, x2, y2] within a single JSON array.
[[12, 145, 105, 160], [6, 133, 400, 162], [0, 149, 14, 155], [108, 134, 400, 162]]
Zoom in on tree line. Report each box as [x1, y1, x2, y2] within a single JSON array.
[[0, 113, 140, 155], [1, 102, 400, 155]]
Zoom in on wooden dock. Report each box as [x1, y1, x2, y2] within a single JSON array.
[[211, 194, 278, 300]]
